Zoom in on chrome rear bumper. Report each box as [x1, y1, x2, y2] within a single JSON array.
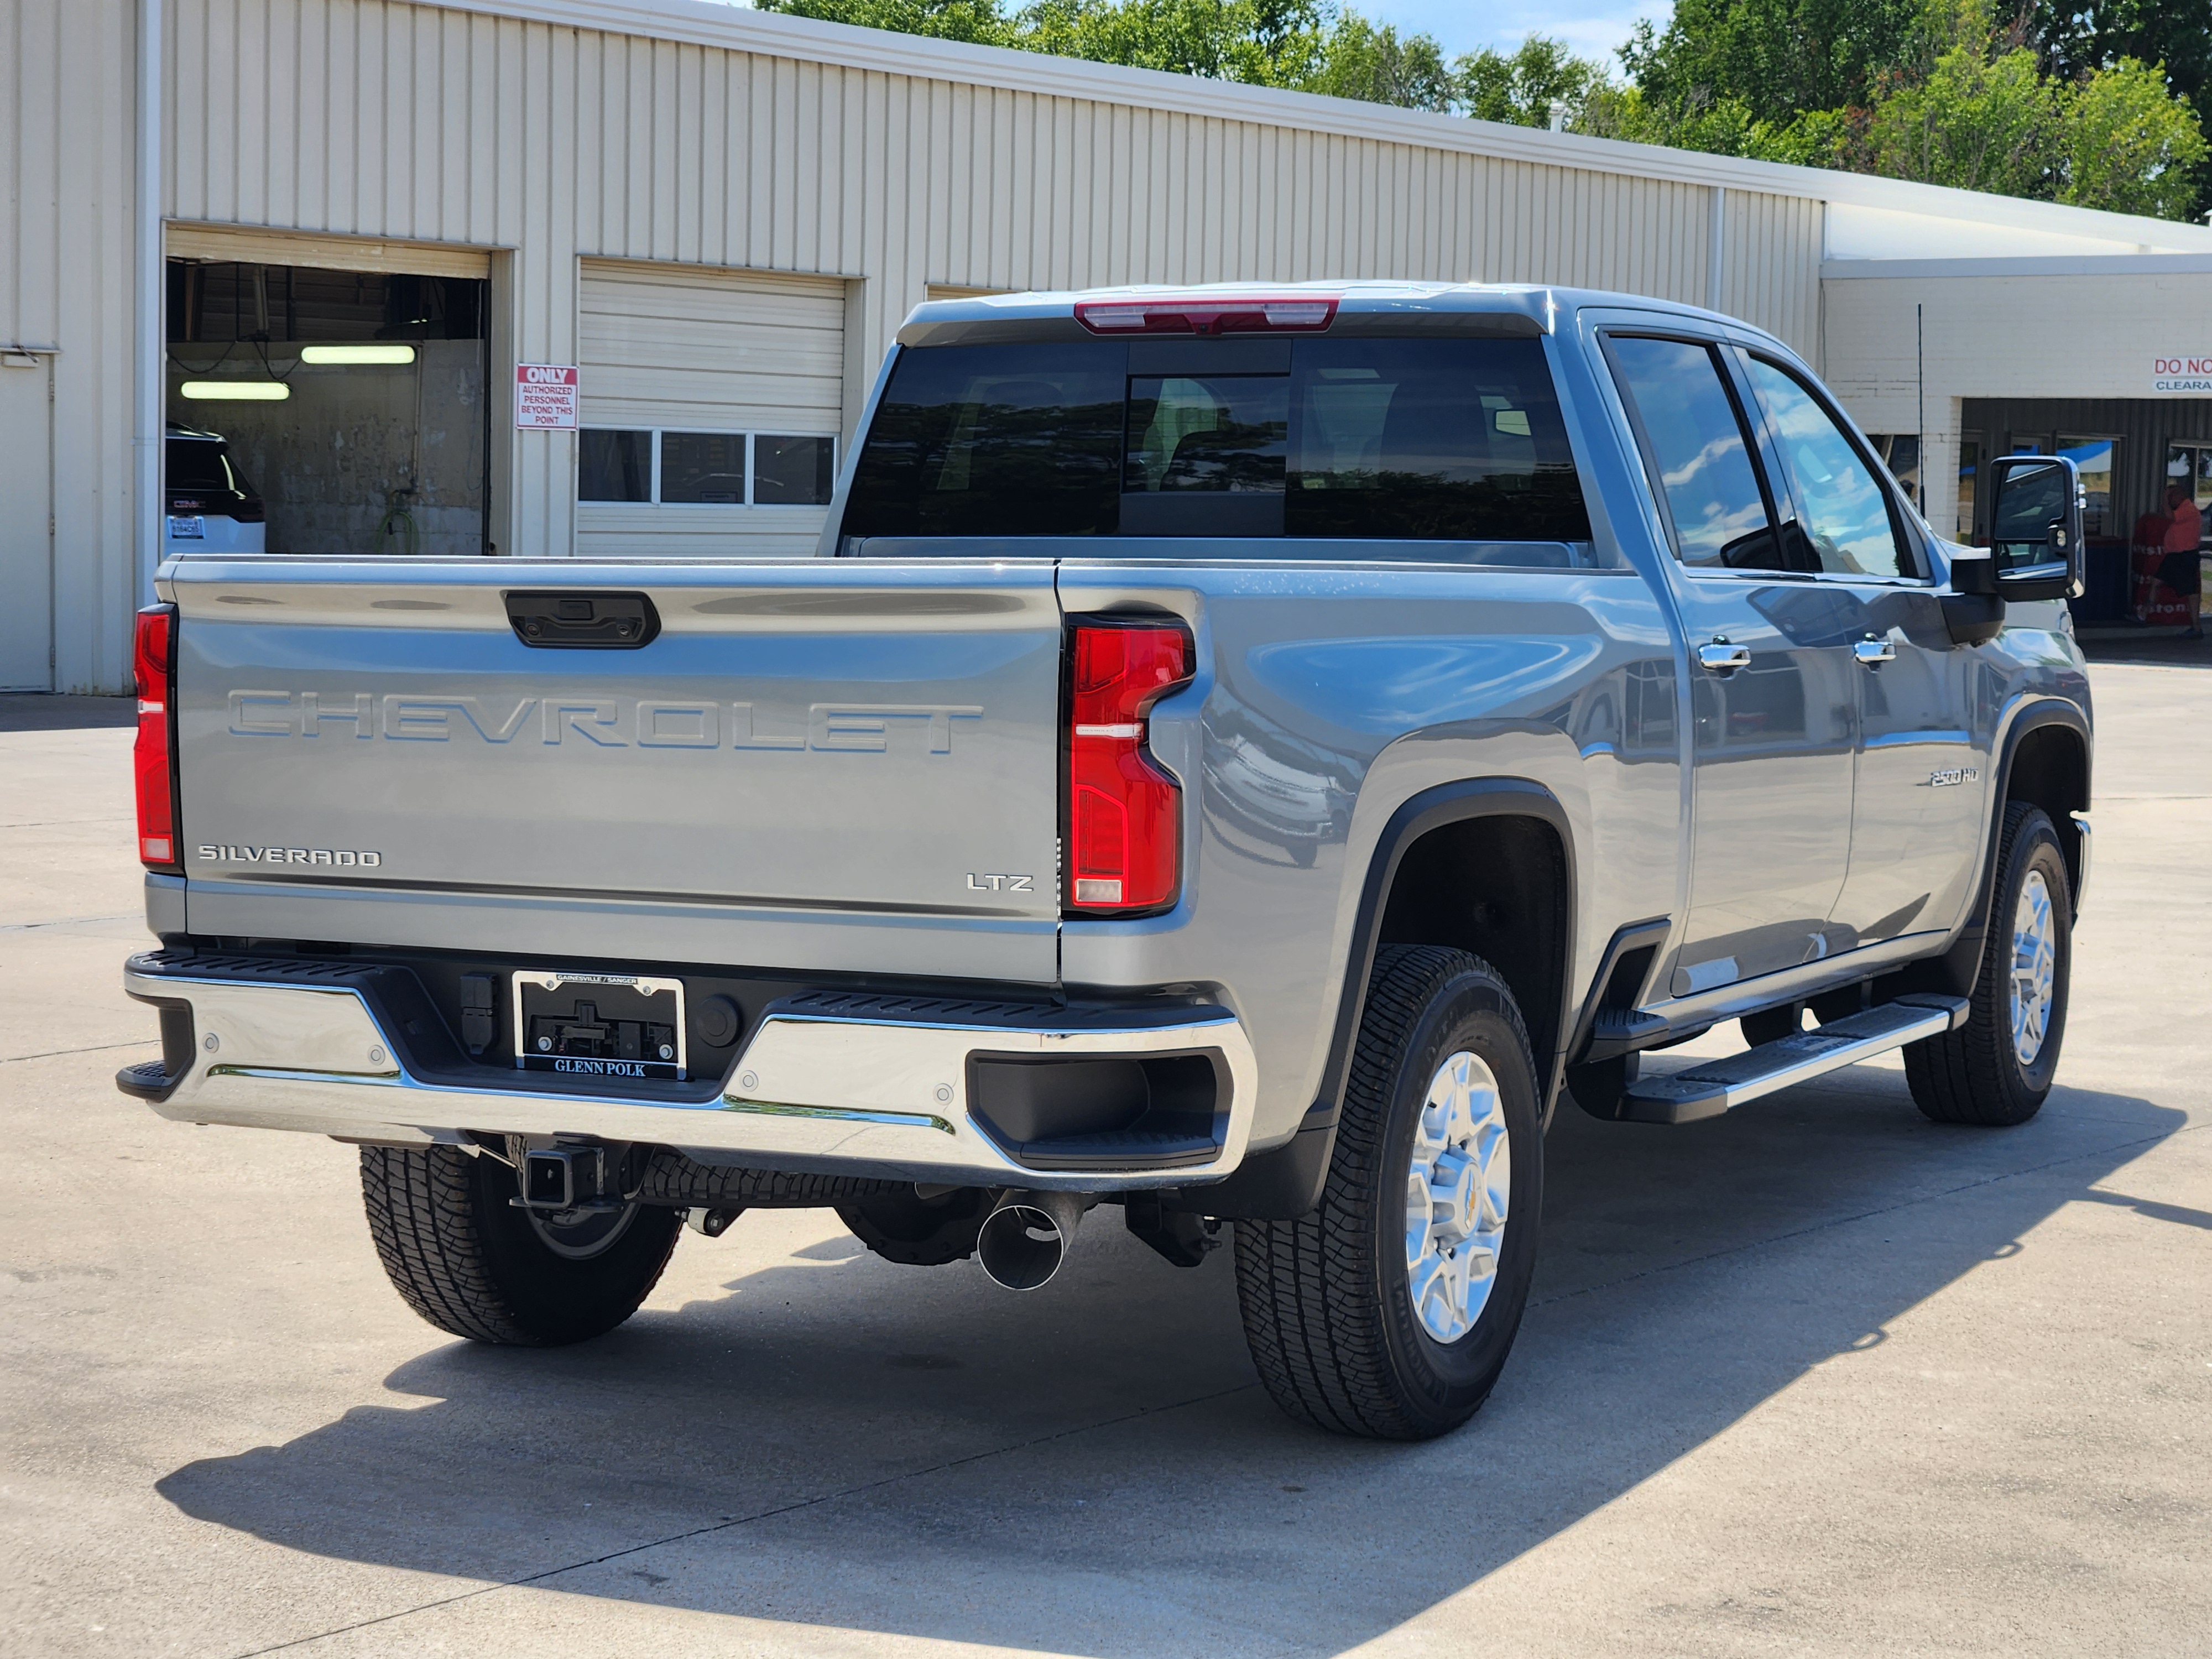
[[119, 956, 1256, 1191]]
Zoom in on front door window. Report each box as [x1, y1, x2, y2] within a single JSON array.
[[1741, 357, 1909, 580]]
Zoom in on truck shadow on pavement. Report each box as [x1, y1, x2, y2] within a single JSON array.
[[159, 1073, 2183, 1658]]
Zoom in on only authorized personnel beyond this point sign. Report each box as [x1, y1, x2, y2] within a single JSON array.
[[515, 363, 580, 429]]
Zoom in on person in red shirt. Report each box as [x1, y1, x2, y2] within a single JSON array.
[[2163, 483, 2204, 639]]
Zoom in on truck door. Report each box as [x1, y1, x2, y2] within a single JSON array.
[[1604, 333, 1859, 994], [1731, 350, 1991, 946]]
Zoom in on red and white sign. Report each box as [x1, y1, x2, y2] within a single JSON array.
[[514, 363, 580, 429], [2153, 354, 2212, 394]]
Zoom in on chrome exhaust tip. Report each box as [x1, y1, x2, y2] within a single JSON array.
[[975, 1190, 1089, 1291]]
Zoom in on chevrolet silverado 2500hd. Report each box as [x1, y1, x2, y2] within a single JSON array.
[[118, 283, 2093, 1440]]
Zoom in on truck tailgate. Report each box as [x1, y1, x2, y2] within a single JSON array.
[[168, 560, 1063, 981]]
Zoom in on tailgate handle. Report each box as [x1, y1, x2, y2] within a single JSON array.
[[505, 591, 660, 649]]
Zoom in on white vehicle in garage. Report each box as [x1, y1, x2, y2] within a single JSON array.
[[164, 424, 266, 556]]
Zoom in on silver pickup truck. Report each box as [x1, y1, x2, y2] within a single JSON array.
[[118, 283, 2093, 1441]]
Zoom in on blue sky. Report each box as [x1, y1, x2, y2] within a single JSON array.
[[1367, 0, 1671, 62]]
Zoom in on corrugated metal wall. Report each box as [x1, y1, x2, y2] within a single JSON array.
[[1721, 188, 1823, 365], [165, 1, 1829, 351], [160, 1, 1827, 561], [1, 0, 137, 693]]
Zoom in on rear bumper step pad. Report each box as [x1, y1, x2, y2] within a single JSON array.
[[1621, 995, 1969, 1125]]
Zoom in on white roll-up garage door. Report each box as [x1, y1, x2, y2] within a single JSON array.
[[577, 263, 846, 559]]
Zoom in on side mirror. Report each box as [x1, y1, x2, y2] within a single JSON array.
[[1989, 454, 2084, 602]]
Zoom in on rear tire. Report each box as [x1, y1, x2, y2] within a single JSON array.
[[1234, 946, 1543, 1441], [360, 1145, 680, 1345], [1905, 802, 2073, 1127]]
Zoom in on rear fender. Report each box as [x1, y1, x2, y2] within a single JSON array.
[[1173, 778, 1575, 1220]]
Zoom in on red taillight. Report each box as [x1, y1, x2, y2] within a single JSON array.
[[1074, 295, 1339, 336], [133, 604, 181, 873], [1066, 620, 1192, 915]]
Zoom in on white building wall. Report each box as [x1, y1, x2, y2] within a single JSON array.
[[1822, 264, 2212, 535], [1, 0, 138, 694]]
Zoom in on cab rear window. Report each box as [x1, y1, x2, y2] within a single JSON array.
[[840, 335, 1593, 557]]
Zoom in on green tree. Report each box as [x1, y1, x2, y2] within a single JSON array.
[[1455, 36, 1604, 127], [2037, 0, 2212, 113], [2058, 54, 2210, 213], [1019, 0, 1328, 85], [1861, 41, 2059, 194], [1302, 13, 1455, 109], [755, 0, 1020, 47], [2035, 0, 2212, 216], [1618, 0, 1922, 123]]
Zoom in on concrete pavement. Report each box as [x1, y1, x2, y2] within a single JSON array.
[[2, 670, 2206, 1658]]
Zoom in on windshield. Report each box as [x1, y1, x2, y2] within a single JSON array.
[[842, 335, 1592, 554]]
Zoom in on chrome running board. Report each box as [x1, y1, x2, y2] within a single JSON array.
[[1621, 995, 1970, 1125]]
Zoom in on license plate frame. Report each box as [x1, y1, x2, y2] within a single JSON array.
[[167, 515, 205, 541], [512, 971, 688, 1082]]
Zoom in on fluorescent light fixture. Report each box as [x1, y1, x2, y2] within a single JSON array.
[[300, 343, 416, 366], [179, 381, 290, 401]]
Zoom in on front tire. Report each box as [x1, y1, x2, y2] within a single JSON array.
[[1234, 946, 1544, 1440], [360, 1145, 681, 1345], [1905, 802, 2073, 1126]]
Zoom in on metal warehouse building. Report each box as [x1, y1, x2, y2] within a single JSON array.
[[7, 0, 2212, 693]]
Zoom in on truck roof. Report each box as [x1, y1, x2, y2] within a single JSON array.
[[895, 280, 1762, 348]]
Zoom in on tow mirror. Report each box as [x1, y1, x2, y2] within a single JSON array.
[[1989, 454, 2084, 602]]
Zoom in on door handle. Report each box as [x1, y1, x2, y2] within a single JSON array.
[[1697, 640, 1752, 675], [1853, 636, 1897, 667]]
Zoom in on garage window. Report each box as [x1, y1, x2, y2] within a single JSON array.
[[755, 435, 837, 505], [578, 429, 834, 507], [661, 431, 748, 504], [580, 430, 653, 502]]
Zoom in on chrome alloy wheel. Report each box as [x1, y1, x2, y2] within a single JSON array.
[[1404, 1050, 1511, 1344], [2008, 868, 2058, 1067]]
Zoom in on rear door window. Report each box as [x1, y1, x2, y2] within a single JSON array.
[[1604, 335, 1786, 572], [842, 332, 1593, 555]]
